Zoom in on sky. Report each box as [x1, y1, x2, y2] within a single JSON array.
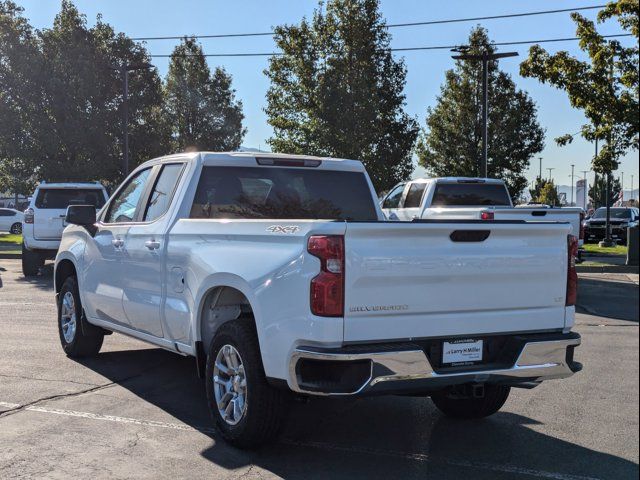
[[16, 0, 640, 193]]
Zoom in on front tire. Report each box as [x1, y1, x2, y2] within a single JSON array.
[[21, 243, 44, 277], [431, 384, 510, 419], [10, 222, 22, 234], [58, 276, 103, 357], [205, 320, 288, 448]]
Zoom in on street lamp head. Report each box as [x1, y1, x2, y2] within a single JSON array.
[[127, 62, 154, 71], [450, 45, 471, 54], [109, 62, 154, 71]]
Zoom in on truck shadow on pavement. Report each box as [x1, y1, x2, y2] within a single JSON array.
[[577, 277, 639, 322], [76, 348, 638, 480]]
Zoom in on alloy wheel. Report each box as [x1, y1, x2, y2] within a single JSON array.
[[60, 291, 77, 344], [213, 344, 248, 425]]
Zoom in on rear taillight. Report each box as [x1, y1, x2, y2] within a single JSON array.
[[24, 208, 34, 224], [480, 211, 494, 220], [308, 235, 344, 317], [566, 235, 578, 306], [579, 212, 585, 240]]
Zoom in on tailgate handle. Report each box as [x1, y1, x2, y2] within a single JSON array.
[[450, 230, 490, 242], [531, 211, 547, 216]]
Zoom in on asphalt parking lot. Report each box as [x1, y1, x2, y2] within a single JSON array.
[[0, 259, 638, 480]]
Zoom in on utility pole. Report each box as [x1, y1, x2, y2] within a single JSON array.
[[570, 164, 575, 206], [600, 58, 616, 247], [451, 47, 518, 178], [111, 62, 154, 177], [581, 170, 589, 209]]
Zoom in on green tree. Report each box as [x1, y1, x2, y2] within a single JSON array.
[[35, 1, 167, 182], [529, 177, 554, 203], [520, 0, 639, 175], [164, 38, 245, 152], [538, 181, 560, 206], [0, 1, 43, 196], [589, 175, 622, 208], [1, 1, 168, 190], [416, 27, 545, 200], [264, 0, 418, 192]]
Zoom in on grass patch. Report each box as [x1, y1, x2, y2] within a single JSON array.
[[0, 233, 22, 245], [583, 243, 627, 256]]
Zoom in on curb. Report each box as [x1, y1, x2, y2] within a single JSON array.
[[576, 265, 639, 274], [0, 253, 20, 260]]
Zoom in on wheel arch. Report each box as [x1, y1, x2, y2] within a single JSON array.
[[55, 258, 77, 293], [198, 284, 256, 352]]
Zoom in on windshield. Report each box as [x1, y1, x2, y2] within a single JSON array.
[[35, 188, 105, 209], [190, 166, 378, 221], [593, 208, 631, 219], [431, 183, 511, 207]]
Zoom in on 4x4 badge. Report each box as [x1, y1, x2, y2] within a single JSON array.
[[266, 225, 299, 234]]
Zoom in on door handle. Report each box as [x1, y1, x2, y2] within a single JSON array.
[[145, 240, 160, 250], [111, 238, 124, 248]]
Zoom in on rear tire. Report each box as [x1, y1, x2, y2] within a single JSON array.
[[431, 384, 510, 419], [57, 276, 103, 357], [10, 222, 22, 234], [205, 319, 288, 449], [21, 243, 43, 277]]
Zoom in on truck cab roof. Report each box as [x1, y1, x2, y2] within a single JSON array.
[[410, 177, 507, 185], [138, 151, 366, 173]]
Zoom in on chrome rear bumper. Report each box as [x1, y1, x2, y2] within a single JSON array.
[[288, 333, 581, 396]]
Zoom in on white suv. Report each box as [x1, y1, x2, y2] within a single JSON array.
[[22, 182, 108, 276]]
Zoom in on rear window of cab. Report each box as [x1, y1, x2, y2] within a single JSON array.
[[190, 166, 378, 221]]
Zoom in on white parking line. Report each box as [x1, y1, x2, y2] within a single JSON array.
[[0, 401, 214, 434], [0, 401, 602, 480]]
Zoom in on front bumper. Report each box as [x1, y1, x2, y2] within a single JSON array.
[[288, 332, 581, 396], [585, 226, 628, 243]]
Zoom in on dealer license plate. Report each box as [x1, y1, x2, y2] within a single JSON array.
[[442, 339, 483, 365]]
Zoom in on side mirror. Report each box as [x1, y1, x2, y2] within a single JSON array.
[[66, 205, 96, 227]]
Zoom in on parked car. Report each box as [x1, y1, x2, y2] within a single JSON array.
[[22, 182, 108, 276], [380, 177, 585, 249], [54, 152, 581, 448], [0, 208, 24, 234], [583, 207, 640, 244]]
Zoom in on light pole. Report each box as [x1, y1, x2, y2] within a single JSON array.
[[111, 62, 154, 177], [632, 174, 635, 201], [546, 167, 555, 181], [569, 164, 575, 206], [538, 157, 543, 181], [451, 47, 518, 178], [621, 172, 624, 204], [581, 170, 589, 209]]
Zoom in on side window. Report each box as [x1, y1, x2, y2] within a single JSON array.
[[104, 168, 152, 223], [0, 209, 13, 217], [143, 164, 184, 222], [402, 183, 426, 208], [382, 184, 405, 209]]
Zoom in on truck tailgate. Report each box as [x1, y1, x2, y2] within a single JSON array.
[[343, 222, 571, 342]]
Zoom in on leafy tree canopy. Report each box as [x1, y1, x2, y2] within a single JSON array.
[[165, 38, 246, 152], [538, 181, 561, 207], [520, 0, 639, 174], [416, 27, 545, 200], [590, 174, 622, 208], [265, 0, 418, 192]]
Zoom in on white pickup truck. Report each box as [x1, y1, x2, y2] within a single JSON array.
[[54, 152, 581, 448], [381, 177, 585, 249]]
